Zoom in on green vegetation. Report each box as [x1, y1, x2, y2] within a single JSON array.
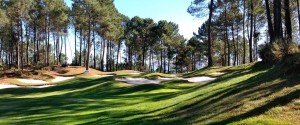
[[0, 63, 299, 124]]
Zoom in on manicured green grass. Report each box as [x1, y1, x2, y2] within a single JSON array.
[[0, 63, 299, 124]]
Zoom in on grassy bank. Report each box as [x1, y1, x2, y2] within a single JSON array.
[[0, 63, 299, 124]]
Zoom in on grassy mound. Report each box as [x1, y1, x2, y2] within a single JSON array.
[[0, 63, 299, 124]]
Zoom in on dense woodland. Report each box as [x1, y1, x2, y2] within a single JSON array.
[[0, 0, 299, 73]]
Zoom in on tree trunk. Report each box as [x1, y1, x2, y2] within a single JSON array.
[[236, 26, 239, 65], [160, 41, 163, 73], [79, 29, 82, 66], [34, 22, 37, 64], [93, 28, 96, 68], [273, 0, 283, 40], [85, 16, 92, 71], [249, 0, 254, 63], [26, 26, 29, 65], [254, 16, 258, 61], [74, 28, 77, 66], [243, 0, 246, 64], [17, 29, 20, 70], [225, 6, 230, 66], [265, 0, 275, 43], [116, 41, 121, 71], [232, 24, 236, 66], [207, 0, 214, 67], [297, 0, 300, 44], [284, 0, 292, 41], [47, 21, 50, 66], [163, 49, 166, 73]]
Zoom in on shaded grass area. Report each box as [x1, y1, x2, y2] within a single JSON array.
[[0, 63, 299, 124]]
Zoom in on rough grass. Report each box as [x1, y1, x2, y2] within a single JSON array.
[[0, 63, 299, 124]]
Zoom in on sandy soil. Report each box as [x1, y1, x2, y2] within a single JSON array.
[[0, 84, 20, 89], [184, 76, 216, 83], [93, 75, 114, 78], [116, 76, 217, 85], [52, 76, 74, 83], [116, 78, 160, 85], [17, 79, 48, 85], [210, 72, 225, 76]]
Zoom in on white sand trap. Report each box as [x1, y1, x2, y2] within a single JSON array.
[[0, 84, 20, 89], [128, 72, 141, 75], [184, 76, 216, 83], [211, 72, 225, 75], [30, 85, 55, 88], [116, 78, 160, 85], [157, 77, 175, 81], [17, 79, 48, 85], [51, 76, 74, 83], [0, 84, 55, 89], [117, 76, 216, 85], [93, 75, 114, 78], [16, 76, 74, 86]]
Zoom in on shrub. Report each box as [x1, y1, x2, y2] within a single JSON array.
[[281, 53, 300, 74], [258, 43, 282, 64], [259, 42, 299, 64]]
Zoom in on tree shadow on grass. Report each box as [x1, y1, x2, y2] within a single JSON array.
[[208, 89, 300, 125], [140, 64, 298, 124]]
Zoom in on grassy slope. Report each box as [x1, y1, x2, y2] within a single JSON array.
[[0, 63, 299, 125]]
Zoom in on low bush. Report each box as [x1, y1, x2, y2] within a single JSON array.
[[259, 42, 299, 64]]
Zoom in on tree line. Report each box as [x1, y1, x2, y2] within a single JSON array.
[[189, 0, 300, 67], [0, 0, 299, 74]]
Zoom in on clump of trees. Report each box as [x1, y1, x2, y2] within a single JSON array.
[[1, 0, 299, 74], [0, 0, 204, 73], [188, 0, 300, 66]]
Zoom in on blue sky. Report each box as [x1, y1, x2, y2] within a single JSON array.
[[65, 0, 205, 39], [114, 0, 204, 39]]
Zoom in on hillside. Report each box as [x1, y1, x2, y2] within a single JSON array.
[[0, 63, 299, 124]]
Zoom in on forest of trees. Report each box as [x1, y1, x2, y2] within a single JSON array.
[[0, 0, 299, 73]]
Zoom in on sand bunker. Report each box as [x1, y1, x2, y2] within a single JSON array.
[[184, 76, 216, 83], [0, 84, 56, 89], [17, 79, 48, 85], [0, 84, 20, 89], [30, 85, 56, 88], [93, 75, 114, 78], [17, 76, 74, 85], [211, 72, 225, 76], [116, 78, 160, 85], [117, 76, 216, 85], [52, 76, 74, 83]]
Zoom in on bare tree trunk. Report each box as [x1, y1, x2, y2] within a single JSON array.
[[26, 26, 29, 65], [116, 41, 121, 71], [243, 0, 246, 64], [284, 0, 292, 41], [160, 41, 163, 73], [74, 28, 77, 65], [85, 16, 92, 71], [232, 24, 236, 66], [16, 20, 21, 70], [236, 26, 239, 65], [249, 0, 254, 63], [207, 0, 214, 67], [265, 0, 275, 43], [225, 6, 230, 66], [273, 0, 283, 40], [93, 28, 96, 68], [79, 29, 82, 66], [297, 0, 300, 44]]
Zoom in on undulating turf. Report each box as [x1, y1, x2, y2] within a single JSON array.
[[0, 63, 299, 125]]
